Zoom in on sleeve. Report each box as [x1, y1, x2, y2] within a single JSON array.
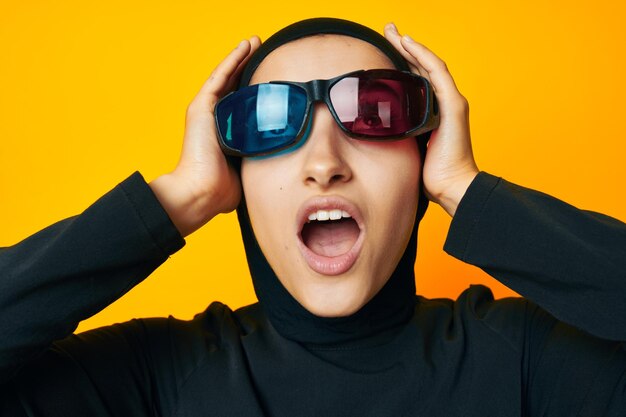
[[444, 172, 626, 413], [1, 318, 177, 417], [0, 171, 185, 386], [444, 171, 626, 342]]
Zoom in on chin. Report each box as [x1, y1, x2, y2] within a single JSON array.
[[295, 280, 372, 318], [303, 300, 365, 318]]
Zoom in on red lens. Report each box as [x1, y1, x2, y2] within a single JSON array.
[[329, 72, 427, 137]]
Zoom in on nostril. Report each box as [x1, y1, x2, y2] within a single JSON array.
[[330, 174, 345, 183], [305, 172, 348, 187]]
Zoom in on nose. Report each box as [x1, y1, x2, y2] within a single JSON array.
[[300, 103, 353, 189]]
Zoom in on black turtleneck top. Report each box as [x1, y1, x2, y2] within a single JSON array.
[[1, 171, 625, 416]]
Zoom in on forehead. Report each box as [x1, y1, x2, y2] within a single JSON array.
[[250, 34, 396, 84]]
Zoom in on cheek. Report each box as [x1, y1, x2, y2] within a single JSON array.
[[241, 159, 294, 247], [241, 159, 304, 283], [241, 161, 275, 226], [360, 141, 421, 245], [360, 140, 422, 201]]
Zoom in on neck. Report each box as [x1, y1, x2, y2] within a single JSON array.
[[236, 201, 420, 345]]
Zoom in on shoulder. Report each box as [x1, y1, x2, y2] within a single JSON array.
[[138, 301, 265, 356], [139, 301, 257, 346], [415, 284, 530, 326], [124, 302, 261, 392], [414, 284, 554, 353]]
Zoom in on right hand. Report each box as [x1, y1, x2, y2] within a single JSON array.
[[150, 37, 261, 237], [383, 24, 478, 217]]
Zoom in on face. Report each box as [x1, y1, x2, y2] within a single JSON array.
[[241, 35, 421, 317]]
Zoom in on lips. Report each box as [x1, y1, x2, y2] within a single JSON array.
[[296, 196, 365, 276]]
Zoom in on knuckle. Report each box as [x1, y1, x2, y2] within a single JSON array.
[[208, 73, 222, 86], [186, 101, 200, 118], [458, 95, 469, 111], [432, 59, 448, 73], [448, 94, 469, 116], [209, 71, 225, 84]]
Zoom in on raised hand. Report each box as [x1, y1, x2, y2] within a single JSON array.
[[384, 23, 479, 217], [150, 37, 261, 237]]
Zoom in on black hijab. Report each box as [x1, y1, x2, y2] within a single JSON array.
[[231, 17, 430, 345]]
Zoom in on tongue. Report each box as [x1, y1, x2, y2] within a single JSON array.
[[301, 218, 360, 257]]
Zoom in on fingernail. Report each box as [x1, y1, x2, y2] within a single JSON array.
[[386, 22, 399, 34], [403, 34, 416, 44], [237, 40, 247, 48]]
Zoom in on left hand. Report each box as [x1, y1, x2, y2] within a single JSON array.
[[384, 23, 479, 217], [150, 37, 261, 237]]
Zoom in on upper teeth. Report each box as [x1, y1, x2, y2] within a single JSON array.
[[308, 209, 351, 222]]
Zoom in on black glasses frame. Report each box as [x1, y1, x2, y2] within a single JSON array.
[[215, 69, 439, 157]]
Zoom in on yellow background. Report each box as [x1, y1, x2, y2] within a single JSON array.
[[1, 1, 625, 333]]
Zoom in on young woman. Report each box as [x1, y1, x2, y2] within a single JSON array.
[[1, 18, 625, 416]]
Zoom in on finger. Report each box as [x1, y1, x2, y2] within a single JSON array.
[[223, 35, 262, 92], [383, 23, 430, 80], [407, 62, 427, 79], [399, 35, 464, 102], [196, 39, 254, 101], [235, 35, 262, 75]]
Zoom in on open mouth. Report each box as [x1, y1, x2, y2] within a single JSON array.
[[301, 210, 361, 257], [296, 197, 365, 276]]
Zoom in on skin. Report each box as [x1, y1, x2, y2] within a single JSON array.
[[149, 23, 479, 317], [241, 35, 422, 317]]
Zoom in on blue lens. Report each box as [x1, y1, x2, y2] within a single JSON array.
[[216, 83, 308, 155]]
